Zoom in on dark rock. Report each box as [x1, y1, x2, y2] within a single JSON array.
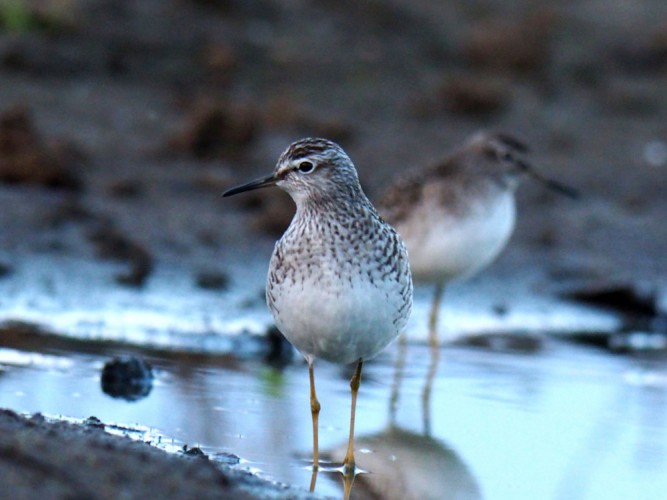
[[101, 356, 154, 402]]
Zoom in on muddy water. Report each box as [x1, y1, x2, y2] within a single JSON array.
[[1, 332, 666, 500]]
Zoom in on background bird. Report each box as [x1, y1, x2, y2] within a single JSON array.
[[377, 132, 577, 345]]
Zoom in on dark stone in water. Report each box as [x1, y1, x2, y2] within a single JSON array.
[[101, 356, 154, 402]]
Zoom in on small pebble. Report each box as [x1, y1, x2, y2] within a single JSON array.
[[101, 356, 154, 402]]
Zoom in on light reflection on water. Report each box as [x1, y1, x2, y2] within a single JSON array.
[[0, 339, 666, 499]]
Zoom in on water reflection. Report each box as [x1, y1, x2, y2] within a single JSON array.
[[389, 331, 440, 436], [330, 427, 481, 500], [327, 336, 480, 499]]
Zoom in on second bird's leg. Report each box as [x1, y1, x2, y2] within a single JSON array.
[[388, 333, 408, 425], [308, 360, 320, 492], [421, 332, 441, 436], [428, 282, 445, 348], [343, 359, 364, 470]]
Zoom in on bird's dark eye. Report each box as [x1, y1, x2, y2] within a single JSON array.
[[297, 161, 315, 173]]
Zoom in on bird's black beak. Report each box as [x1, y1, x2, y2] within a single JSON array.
[[223, 174, 278, 197], [516, 160, 580, 199], [529, 170, 580, 199]]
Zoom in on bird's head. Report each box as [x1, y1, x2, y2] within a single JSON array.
[[223, 138, 363, 205], [465, 132, 578, 198]]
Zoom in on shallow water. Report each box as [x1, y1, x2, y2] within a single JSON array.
[[1, 334, 666, 500]]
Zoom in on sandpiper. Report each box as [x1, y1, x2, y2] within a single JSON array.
[[223, 138, 413, 487], [378, 132, 576, 345]]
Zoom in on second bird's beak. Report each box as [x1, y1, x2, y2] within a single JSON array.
[[516, 160, 580, 199], [223, 174, 278, 197], [528, 169, 580, 199]]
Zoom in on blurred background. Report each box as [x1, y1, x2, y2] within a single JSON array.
[[0, 1, 666, 499]]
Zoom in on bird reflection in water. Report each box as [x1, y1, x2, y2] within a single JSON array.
[[389, 332, 440, 436], [326, 339, 481, 499]]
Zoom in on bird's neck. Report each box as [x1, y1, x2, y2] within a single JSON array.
[[291, 190, 377, 232], [297, 184, 371, 213]]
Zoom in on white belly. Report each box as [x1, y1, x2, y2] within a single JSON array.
[[398, 192, 516, 283], [268, 263, 404, 364]]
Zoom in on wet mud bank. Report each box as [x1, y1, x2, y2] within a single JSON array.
[[0, 409, 319, 500]]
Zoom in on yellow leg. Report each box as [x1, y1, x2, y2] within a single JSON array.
[[343, 359, 363, 470], [428, 282, 445, 349], [308, 360, 320, 492], [342, 462, 356, 500]]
